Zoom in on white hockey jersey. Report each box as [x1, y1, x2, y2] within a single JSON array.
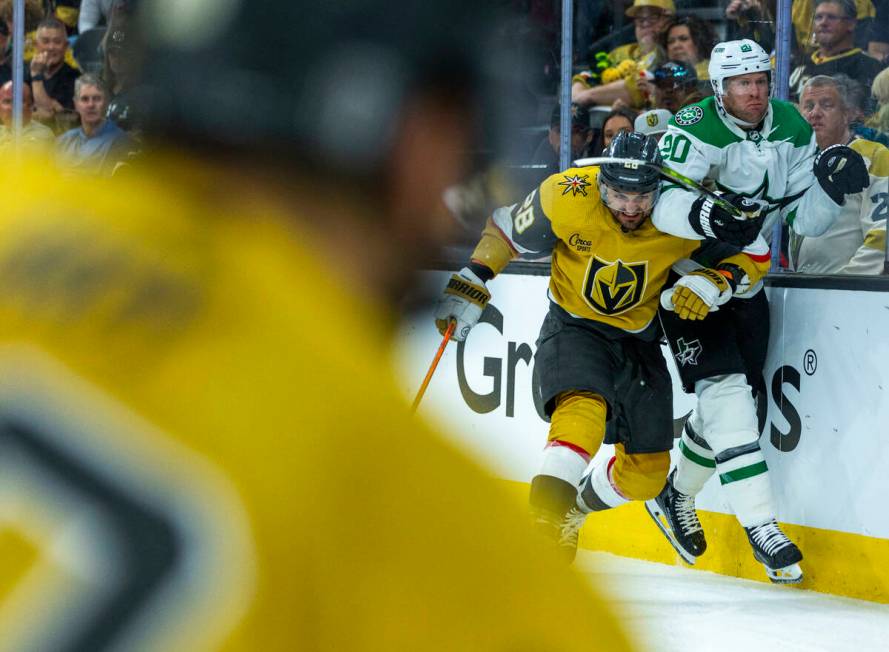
[[790, 137, 889, 275], [652, 96, 843, 241]]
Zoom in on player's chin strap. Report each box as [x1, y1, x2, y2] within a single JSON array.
[[574, 157, 806, 218]]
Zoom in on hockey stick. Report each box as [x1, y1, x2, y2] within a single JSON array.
[[573, 157, 802, 218], [411, 320, 456, 413], [574, 156, 738, 214]]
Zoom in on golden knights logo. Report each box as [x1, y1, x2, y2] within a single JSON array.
[[582, 256, 647, 315], [558, 174, 591, 197]]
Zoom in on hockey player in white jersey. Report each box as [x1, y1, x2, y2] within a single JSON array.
[[644, 39, 869, 583]]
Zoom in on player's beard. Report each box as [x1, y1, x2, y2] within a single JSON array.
[[612, 209, 649, 232]]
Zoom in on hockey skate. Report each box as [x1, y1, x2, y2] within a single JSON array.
[[558, 506, 588, 563], [645, 470, 707, 565], [532, 506, 585, 563], [745, 519, 803, 584]]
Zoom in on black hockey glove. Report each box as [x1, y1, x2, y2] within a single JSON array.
[[687, 193, 765, 247], [814, 144, 869, 206]]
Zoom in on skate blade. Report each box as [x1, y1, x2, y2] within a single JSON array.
[[764, 563, 803, 584], [644, 499, 697, 566]]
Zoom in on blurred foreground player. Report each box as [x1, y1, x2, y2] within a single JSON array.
[[0, 2, 634, 651]]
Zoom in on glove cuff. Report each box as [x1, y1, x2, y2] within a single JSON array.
[[458, 266, 485, 286], [689, 268, 733, 306], [689, 196, 717, 239]]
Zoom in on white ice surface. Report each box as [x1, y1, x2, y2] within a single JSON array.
[[575, 551, 889, 652]]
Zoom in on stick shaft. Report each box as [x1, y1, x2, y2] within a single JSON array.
[[573, 156, 800, 217], [411, 321, 456, 413], [573, 156, 739, 215]]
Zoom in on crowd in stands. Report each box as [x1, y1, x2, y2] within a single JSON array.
[[0, 0, 139, 176], [0, 1, 883, 275], [448, 0, 889, 276]]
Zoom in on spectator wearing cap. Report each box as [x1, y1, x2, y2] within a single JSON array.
[[101, 29, 137, 100], [789, 0, 886, 100], [610, 0, 673, 69], [31, 16, 81, 125], [793, 73, 889, 274], [0, 80, 54, 151], [660, 16, 715, 81], [529, 103, 594, 180], [572, 0, 673, 109], [56, 73, 134, 176], [634, 108, 673, 141], [651, 60, 707, 113]]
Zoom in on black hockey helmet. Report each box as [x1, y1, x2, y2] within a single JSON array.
[[130, 0, 535, 176], [653, 60, 698, 90], [598, 131, 662, 194]]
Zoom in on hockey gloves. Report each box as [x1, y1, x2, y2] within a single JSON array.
[[814, 144, 869, 206], [435, 267, 491, 341], [667, 268, 732, 320], [688, 193, 765, 247]]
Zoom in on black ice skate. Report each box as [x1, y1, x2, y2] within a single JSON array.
[[532, 506, 585, 564], [745, 519, 803, 584], [645, 470, 707, 565], [558, 506, 588, 563]]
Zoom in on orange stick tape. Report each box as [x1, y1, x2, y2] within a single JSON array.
[[411, 321, 456, 413]]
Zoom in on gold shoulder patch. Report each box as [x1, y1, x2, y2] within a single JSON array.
[[852, 139, 889, 177]]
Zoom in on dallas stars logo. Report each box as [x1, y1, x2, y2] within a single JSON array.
[[559, 174, 591, 197], [675, 337, 703, 366], [675, 106, 703, 126]]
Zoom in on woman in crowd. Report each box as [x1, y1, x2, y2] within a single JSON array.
[[659, 16, 716, 81], [591, 107, 637, 154]]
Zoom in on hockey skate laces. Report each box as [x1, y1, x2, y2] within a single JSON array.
[[559, 507, 588, 548], [749, 521, 792, 555], [675, 493, 703, 533]]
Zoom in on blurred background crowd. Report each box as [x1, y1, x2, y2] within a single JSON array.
[[0, 0, 885, 274], [445, 0, 889, 275], [0, 0, 137, 174]]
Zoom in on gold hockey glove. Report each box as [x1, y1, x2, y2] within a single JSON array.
[[669, 268, 732, 320]]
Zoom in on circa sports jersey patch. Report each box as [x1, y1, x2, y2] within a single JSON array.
[[582, 256, 647, 316], [675, 106, 703, 126], [559, 174, 591, 197]]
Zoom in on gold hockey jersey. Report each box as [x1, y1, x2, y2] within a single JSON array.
[[472, 166, 771, 333], [0, 155, 634, 651]]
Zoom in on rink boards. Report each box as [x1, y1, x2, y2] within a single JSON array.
[[397, 269, 889, 603]]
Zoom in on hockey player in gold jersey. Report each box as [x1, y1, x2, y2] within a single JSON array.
[[0, 2, 639, 651], [436, 131, 772, 561]]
